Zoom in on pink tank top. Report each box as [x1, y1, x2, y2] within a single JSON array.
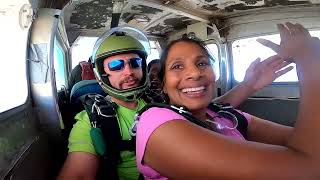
[[136, 107, 252, 180]]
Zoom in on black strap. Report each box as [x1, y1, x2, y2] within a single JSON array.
[[137, 102, 248, 139], [208, 103, 248, 139], [82, 94, 136, 179], [137, 103, 216, 132], [83, 95, 120, 179]]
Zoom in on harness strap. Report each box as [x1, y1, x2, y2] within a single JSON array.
[[119, 137, 136, 151], [208, 103, 248, 139], [135, 102, 248, 139], [136, 103, 216, 133], [83, 94, 120, 179], [82, 94, 136, 180]]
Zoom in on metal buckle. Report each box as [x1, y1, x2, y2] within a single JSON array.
[[91, 95, 115, 118], [170, 105, 192, 115], [205, 110, 238, 130]]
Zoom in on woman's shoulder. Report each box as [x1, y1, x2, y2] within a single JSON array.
[[140, 107, 186, 123], [137, 107, 187, 134], [143, 106, 177, 114]]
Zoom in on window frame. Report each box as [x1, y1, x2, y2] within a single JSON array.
[[54, 32, 69, 91], [230, 33, 299, 86], [204, 40, 220, 81], [70, 36, 98, 69], [228, 33, 303, 98], [146, 39, 161, 64]]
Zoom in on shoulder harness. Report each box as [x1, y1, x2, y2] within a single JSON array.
[[82, 94, 136, 179], [132, 102, 248, 139]]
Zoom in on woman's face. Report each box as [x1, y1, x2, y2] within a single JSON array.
[[163, 41, 216, 112]]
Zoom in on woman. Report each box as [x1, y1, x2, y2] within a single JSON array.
[[136, 22, 320, 179]]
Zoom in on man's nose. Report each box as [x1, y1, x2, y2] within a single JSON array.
[[122, 62, 134, 75]]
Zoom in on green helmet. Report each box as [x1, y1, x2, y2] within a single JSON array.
[[91, 26, 150, 101]]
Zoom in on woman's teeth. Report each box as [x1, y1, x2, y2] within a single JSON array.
[[181, 86, 205, 93]]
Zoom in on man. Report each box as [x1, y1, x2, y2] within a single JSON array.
[[145, 59, 166, 103], [147, 59, 160, 87], [58, 27, 149, 180], [58, 27, 292, 180]]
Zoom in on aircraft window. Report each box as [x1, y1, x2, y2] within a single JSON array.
[[54, 37, 67, 90], [146, 40, 160, 64], [206, 43, 220, 80], [232, 34, 294, 83], [71, 36, 98, 68], [232, 30, 320, 83], [0, 2, 29, 113]]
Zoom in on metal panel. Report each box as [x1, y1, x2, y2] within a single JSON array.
[[239, 98, 299, 126], [27, 9, 68, 179], [29, 8, 64, 146], [225, 6, 320, 40], [4, 134, 51, 180], [0, 104, 39, 179]]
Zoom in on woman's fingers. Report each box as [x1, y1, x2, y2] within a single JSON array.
[[295, 23, 310, 36], [248, 57, 261, 68], [275, 66, 294, 77], [262, 56, 292, 74], [277, 23, 291, 41], [285, 22, 299, 36], [269, 57, 291, 69], [256, 38, 280, 53], [262, 55, 282, 63]]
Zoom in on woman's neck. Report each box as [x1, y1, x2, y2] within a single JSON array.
[[190, 108, 207, 121]]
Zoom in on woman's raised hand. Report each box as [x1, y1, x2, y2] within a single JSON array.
[[257, 22, 320, 64]]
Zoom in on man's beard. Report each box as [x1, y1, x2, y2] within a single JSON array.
[[119, 76, 140, 89]]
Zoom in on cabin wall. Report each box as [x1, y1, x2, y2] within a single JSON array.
[[2, 6, 67, 179]]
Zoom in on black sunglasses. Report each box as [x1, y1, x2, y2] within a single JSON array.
[[105, 57, 143, 71]]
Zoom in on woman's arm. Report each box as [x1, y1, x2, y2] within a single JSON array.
[[214, 56, 293, 107], [247, 115, 293, 145], [144, 120, 314, 179]]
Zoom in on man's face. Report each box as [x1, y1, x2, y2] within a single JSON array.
[[149, 63, 161, 89], [149, 63, 160, 81], [103, 53, 143, 90]]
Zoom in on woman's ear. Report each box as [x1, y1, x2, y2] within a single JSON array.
[[161, 76, 167, 93], [162, 83, 167, 94], [163, 87, 167, 94], [162, 84, 169, 103]]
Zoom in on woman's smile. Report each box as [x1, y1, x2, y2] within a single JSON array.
[[180, 86, 207, 97]]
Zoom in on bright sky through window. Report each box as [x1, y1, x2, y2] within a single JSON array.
[[0, 1, 29, 113], [232, 30, 320, 82]]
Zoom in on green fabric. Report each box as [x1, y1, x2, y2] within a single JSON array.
[[68, 99, 146, 180], [95, 35, 145, 60]]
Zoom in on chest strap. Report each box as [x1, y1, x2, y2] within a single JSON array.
[[82, 94, 136, 179], [134, 102, 248, 139], [208, 103, 248, 139]]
